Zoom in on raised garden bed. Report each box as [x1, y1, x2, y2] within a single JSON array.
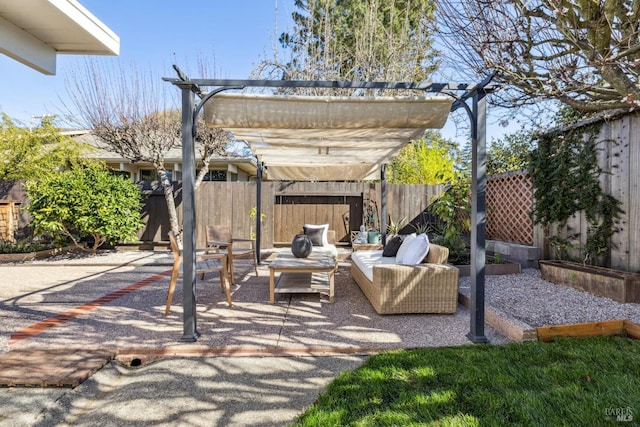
[[537, 319, 640, 342], [0, 245, 80, 263], [455, 261, 522, 277], [539, 260, 640, 304]]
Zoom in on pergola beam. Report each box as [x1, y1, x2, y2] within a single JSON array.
[[162, 78, 487, 93]]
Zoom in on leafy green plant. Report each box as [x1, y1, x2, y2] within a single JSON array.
[[487, 127, 535, 175], [386, 215, 407, 235], [548, 235, 576, 261], [529, 125, 624, 266], [25, 162, 145, 255], [249, 206, 266, 240], [409, 221, 428, 235], [427, 176, 471, 263], [0, 114, 84, 180], [434, 231, 469, 264], [388, 132, 458, 184], [0, 236, 68, 254]]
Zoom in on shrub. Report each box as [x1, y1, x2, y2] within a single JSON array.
[[25, 163, 145, 255]]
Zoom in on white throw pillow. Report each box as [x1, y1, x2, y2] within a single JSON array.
[[395, 233, 417, 263], [401, 233, 430, 265], [303, 224, 329, 246]]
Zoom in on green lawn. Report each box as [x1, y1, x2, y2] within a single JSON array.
[[293, 336, 639, 426]]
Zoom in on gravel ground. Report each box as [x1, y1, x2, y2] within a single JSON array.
[[459, 268, 640, 328], [34, 249, 174, 265]]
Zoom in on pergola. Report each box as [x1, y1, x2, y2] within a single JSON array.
[[164, 76, 496, 344]]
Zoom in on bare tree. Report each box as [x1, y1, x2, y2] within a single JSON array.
[[65, 59, 228, 238], [437, 0, 640, 113]]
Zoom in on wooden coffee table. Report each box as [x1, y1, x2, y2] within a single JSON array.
[[269, 251, 337, 303]]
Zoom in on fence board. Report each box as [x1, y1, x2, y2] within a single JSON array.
[[610, 116, 630, 270], [629, 116, 640, 272], [0, 202, 16, 242]]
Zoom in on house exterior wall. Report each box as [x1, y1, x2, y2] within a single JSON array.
[[101, 161, 254, 183]]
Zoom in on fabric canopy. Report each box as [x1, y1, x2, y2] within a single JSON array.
[[204, 93, 453, 180]]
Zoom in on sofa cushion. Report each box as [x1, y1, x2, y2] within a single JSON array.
[[382, 235, 404, 257], [400, 233, 430, 265], [351, 250, 396, 282], [312, 243, 338, 258], [395, 233, 417, 263], [303, 224, 329, 246]]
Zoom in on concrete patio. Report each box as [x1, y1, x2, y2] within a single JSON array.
[[0, 249, 511, 426], [0, 249, 509, 358]]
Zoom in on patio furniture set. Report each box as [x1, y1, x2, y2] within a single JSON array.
[[164, 224, 459, 316]]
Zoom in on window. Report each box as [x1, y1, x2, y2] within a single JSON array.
[[139, 169, 175, 182], [139, 169, 157, 182], [109, 169, 131, 179], [203, 170, 227, 181]]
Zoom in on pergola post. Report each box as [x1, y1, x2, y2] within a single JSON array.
[[467, 91, 489, 343], [256, 161, 263, 264], [178, 84, 200, 342], [381, 164, 387, 245]]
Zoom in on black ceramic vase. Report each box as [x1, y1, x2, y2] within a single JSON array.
[[291, 234, 313, 258]]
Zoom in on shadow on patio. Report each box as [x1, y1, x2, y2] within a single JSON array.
[[2, 256, 508, 356]]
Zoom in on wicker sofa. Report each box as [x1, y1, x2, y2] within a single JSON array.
[[351, 243, 459, 314]]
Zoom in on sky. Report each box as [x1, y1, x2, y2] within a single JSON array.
[[0, 0, 504, 141], [0, 0, 295, 125]]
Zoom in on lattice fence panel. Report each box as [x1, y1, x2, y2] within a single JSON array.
[[486, 172, 533, 245]]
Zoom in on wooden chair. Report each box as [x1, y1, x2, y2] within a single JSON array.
[[205, 225, 258, 284], [165, 231, 232, 316]]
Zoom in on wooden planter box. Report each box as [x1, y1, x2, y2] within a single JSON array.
[[0, 245, 79, 263], [456, 262, 522, 277], [539, 260, 640, 304]]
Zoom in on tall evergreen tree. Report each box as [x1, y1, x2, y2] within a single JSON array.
[[256, 0, 439, 88]]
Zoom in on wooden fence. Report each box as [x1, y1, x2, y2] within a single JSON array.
[[141, 181, 444, 248], [538, 112, 640, 272], [0, 181, 30, 240], [0, 180, 443, 248], [271, 182, 443, 245], [0, 202, 17, 242], [4, 108, 638, 275]]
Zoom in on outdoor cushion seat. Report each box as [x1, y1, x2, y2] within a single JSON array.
[[312, 244, 338, 258], [351, 243, 458, 314], [303, 226, 338, 259]]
